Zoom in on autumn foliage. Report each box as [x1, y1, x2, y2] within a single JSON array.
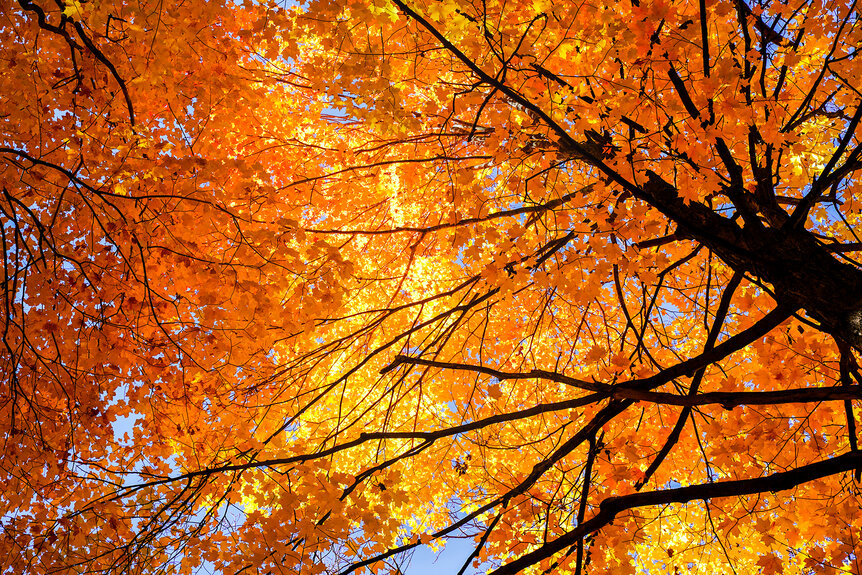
[[1, 0, 862, 573]]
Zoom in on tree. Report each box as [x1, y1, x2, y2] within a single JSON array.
[[1, 0, 861, 572]]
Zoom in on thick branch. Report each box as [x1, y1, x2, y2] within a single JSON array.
[[385, 304, 792, 397], [491, 450, 862, 575]]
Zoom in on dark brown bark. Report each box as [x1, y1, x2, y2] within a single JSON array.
[[640, 171, 862, 349]]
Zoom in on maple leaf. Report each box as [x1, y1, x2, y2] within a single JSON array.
[[61, 0, 85, 19], [756, 552, 784, 574]]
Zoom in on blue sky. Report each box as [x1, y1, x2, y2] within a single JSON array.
[[403, 537, 483, 575]]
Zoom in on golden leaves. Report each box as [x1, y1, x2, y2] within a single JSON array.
[[4, 0, 862, 574]]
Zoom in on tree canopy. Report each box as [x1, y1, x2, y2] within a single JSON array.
[[1, 0, 861, 573]]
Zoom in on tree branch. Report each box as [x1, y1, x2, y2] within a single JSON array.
[[490, 451, 862, 575]]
